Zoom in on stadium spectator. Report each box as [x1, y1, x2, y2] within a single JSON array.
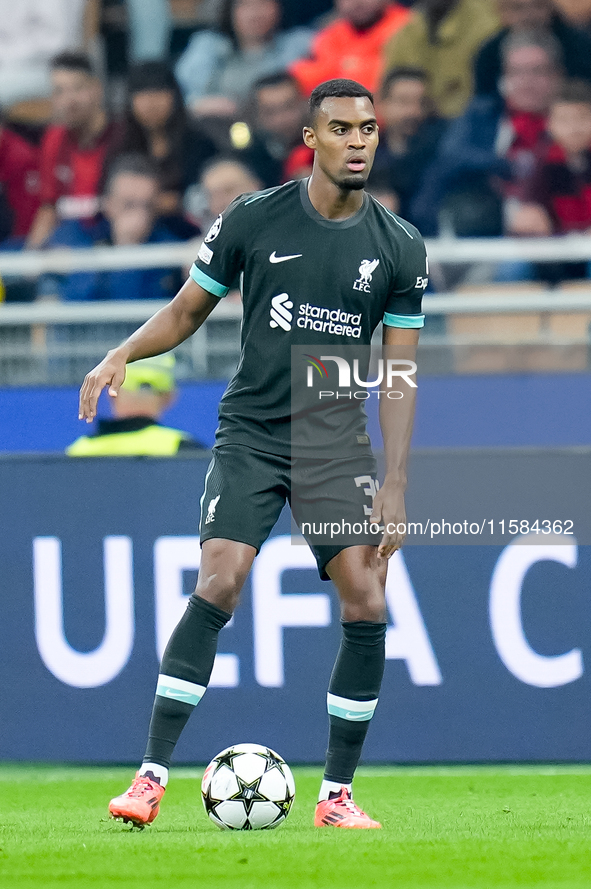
[[26, 53, 120, 249], [553, 0, 591, 33], [127, 0, 172, 62], [365, 167, 399, 211], [382, 0, 500, 120], [192, 0, 334, 29], [186, 156, 260, 301], [0, 114, 40, 242], [505, 79, 591, 280], [411, 30, 561, 236], [195, 156, 262, 229], [231, 72, 311, 186], [370, 67, 447, 223], [475, 0, 591, 98], [175, 0, 312, 119], [291, 0, 410, 96], [67, 354, 205, 455], [280, 0, 334, 28], [281, 142, 315, 181], [37, 154, 181, 302], [111, 61, 216, 238], [0, 0, 90, 108], [514, 79, 591, 234]]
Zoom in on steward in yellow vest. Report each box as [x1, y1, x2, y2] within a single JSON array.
[[67, 418, 201, 455], [67, 354, 205, 456]]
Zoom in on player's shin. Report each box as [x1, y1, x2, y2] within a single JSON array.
[[140, 594, 232, 782], [319, 620, 386, 801]]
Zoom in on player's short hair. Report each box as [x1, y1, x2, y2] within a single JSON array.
[[381, 67, 428, 99], [104, 153, 159, 194], [308, 79, 374, 126], [50, 51, 96, 77], [553, 78, 591, 108], [500, 28, 563, 72]]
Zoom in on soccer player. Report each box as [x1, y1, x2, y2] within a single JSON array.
[[78, 78, 427, 829]]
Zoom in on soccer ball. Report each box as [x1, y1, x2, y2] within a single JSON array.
[[201, 743, 295, 830]]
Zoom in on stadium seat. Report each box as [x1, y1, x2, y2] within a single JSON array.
[[447, 282, 588, 372], [449, 283, 544, 372], [551, 280, 591, 341], [451, 283, 545, 342]]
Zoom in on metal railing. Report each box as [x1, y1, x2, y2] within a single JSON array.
[[0, 300, 242, 387], [0, 235, 589, 276], [1, 236, 590, 385]]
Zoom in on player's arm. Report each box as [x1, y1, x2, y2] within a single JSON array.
[[78, 278, 219, 422], [370, 228, 427, 559], [370, 325, 420, 559], [80, 196, 247, 422]]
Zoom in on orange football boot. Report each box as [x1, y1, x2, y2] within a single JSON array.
[[314, 787, 381, 829], [108, 772, 165, 827]]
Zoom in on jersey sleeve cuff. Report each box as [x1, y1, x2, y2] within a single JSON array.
[[383, 312, 425, 328], [190, 263, 229, 298]]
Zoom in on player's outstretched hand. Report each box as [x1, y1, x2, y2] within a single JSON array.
[[78, 347, 128, 422], [370, 479, 407, 559]]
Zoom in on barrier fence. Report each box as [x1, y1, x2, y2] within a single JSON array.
[[1, 237, 590, 385], [0, 235, 590, 276]]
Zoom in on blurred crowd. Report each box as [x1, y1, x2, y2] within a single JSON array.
[[2, 0, 591, 301]]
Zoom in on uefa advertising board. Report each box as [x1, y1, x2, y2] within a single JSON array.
[[1, 453, 590, 763]]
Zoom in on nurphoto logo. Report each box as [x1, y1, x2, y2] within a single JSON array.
[[303, 353, 417, 400]]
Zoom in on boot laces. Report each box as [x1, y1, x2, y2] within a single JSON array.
[[127, 777, 157, 799], [335, 793, 364, 817]]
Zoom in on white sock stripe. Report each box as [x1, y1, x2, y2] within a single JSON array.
[[158, 674, 206, 696], [156, 674, 206, 705], [318, 779, 351, 802], [327, 693, 378, 721], [139, 762, 169, 787], [327, 693, 378, 713]]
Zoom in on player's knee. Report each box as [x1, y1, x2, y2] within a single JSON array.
[[195, 540, 254, 612], [195, 566, 246, 613], [341, 589, 387, 623]]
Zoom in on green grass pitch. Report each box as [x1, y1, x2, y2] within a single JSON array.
[[2, 765, 591, 888]]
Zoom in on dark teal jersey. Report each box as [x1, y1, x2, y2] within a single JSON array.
[[191, 178, 427, 456]]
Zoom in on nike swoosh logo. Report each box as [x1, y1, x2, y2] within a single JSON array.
[[269, 252, 302, 263], [344, 711, 371, 720], [164, 689, 193, 699]]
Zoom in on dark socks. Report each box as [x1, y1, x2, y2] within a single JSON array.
[[324, 620, 386, 785], [143, 594, 232, 768]]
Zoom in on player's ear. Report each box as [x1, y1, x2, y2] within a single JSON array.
[[303, 126, 316, 149]]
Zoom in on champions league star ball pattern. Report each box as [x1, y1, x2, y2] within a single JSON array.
[[201, 743, 295, 830]]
